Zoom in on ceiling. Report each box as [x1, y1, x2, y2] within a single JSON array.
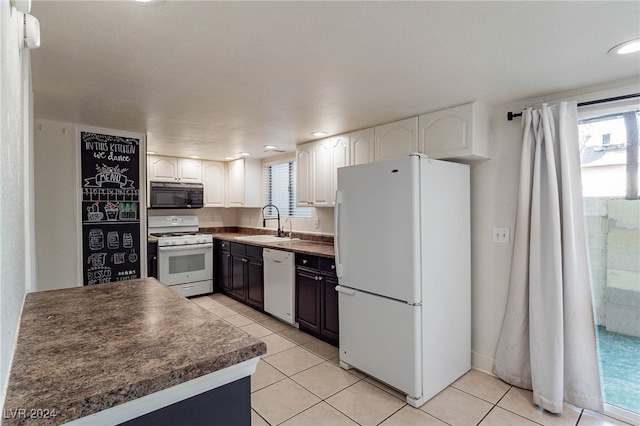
[[30, 1, 640, 161]]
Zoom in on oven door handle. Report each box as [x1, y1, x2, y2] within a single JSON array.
[[158, 243, 213, 253]]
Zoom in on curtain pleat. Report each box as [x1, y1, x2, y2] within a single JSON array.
[[493, 102, 603, 414]]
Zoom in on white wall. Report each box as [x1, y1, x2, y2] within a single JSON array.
[[34, 120, 80, 291], [0, 3, 32, 406], [469, 76, 640, 373]]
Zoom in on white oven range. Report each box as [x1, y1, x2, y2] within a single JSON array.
[[149, 215, 213, 297]]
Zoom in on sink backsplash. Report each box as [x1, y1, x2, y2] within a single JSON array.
[[200, 226, 334, 244]]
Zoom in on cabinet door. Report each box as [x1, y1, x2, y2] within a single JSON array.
[[148, 155, 178, 182], [311, 139, 332, 206], [219, 251, 232, 293], [177, 158, 202, 183], [296, 143, 312, 206], [374, 117, 419, 161], [227, 158, 245, 207], [331, 135, 349, 207], [203, 161, 226, 207], [419, 101, 491, 160], [230, 254, 246, 301], [350, 128, 375, 165], [321, 275, 339, 344], [295, 268, 321, 333], [245, 258, 264, 310]]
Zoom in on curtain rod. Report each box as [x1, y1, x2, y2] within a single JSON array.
[[506, 92, 640, 121]]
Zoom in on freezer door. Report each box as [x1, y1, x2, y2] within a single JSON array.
[[337, 286, 421, 398], [334, 156, 421, 303]]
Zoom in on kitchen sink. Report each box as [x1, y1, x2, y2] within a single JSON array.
[[234, 235, 300, 243]]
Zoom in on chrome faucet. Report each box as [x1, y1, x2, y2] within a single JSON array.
[[261, 204, 283, 237], [284, 217, 293, 238]]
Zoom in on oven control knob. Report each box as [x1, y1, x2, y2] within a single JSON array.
[[170, 240, 177, 245]]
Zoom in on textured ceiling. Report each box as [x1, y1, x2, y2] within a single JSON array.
[[30, 1, 640, 161]]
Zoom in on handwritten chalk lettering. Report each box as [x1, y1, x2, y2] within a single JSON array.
[[85, 140, 108, 151], [109, 143, 136, 154], [107, 152, 130, 162], [93, 151, 107, 159], [87, 268, 111, 283]]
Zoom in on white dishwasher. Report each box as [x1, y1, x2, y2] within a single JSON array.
[[263, 248, 297, 326]]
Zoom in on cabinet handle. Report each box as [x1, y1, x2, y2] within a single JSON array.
[[302, 259, 307, 264], [242, 258, 248, 263], [331, 265, 335, 270]]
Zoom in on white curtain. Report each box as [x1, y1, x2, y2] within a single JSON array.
[[493, 102, 603, 414]]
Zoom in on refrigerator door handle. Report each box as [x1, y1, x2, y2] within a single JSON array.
[[335, 285, 355, 295], [334, 190, 343, 278]]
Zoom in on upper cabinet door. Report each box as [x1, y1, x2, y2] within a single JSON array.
[[419, 101, 491, 160], [311, 139, 332, 206], [148, 155, 178, 182], [177, 158, 202, 183], [202, 161, 226, 207], [350, 128, 375, 166], [227, 158, 245, 207], [374, 117, 419, 161], [296, 143, 312, 206], [331, 134, 350, 206]]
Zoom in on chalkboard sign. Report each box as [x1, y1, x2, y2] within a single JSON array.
[[80, 131, 141, 285]]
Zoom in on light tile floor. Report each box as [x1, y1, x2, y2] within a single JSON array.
[[191, 294, 632, 426]]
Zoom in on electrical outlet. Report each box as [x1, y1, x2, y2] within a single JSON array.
[[315, 218, 320, 229], [493, 227, 510, 244]]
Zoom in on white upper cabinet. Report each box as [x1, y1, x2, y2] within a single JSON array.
[[148, 155, 202, 183], [296, 138, 336, 207], [202, 160, 226, 207], [296, 143, 312, 206], [227, 158, 262, 208], [374, 117, 419, 162], [419, 101, 492, 160], [311, 139, 332, 207], [331, 134, 350, 202], [350, 128, 375, 165], [177, 158, 203, 183]]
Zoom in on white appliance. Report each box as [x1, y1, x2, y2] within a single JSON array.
[[149, 215, 213, 297], [263, 248, 297, 326], [334, 154, 470, 407]]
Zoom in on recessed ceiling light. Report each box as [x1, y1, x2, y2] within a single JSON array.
[[264, 145, 277, 150], [189, 155, 200, 159], [608, 38, 640, 56], [239, 152, 251, 156], [311, 131, 328, 137]]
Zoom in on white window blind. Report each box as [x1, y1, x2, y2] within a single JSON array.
[[263, 160, 312, 218]]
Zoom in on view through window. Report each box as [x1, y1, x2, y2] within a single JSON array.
[[579, 104, 639, 416], [263, 159, 312, 219]]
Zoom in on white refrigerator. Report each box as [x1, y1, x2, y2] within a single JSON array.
[[334, 154, 470, 407]]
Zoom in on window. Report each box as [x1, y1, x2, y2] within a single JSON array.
[[263, 159, 311, 218]]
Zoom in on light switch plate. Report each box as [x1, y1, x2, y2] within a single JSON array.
[[493, 227, 510, 244]]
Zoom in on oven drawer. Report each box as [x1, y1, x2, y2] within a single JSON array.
[[169, 280, 213, 298]]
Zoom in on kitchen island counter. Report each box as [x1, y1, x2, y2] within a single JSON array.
[[2, 278, 266, 425]]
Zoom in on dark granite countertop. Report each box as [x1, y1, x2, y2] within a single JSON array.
[[2, 278, 266, 425], [210, 232, 335, 258]]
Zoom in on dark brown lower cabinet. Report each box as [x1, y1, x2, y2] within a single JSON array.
[[295, 254, 339, 346], [216, 240, 264, 311]]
